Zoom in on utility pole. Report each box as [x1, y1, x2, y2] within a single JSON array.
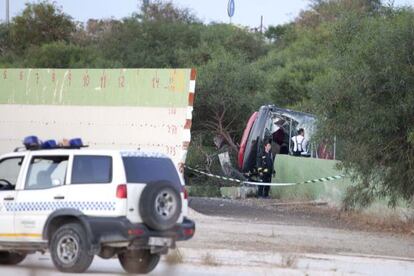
[[6, 0, 10, 25]]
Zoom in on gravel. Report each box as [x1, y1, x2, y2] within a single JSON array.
[[186, 197, 414, 258]]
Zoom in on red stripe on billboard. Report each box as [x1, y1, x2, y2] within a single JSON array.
[[190, 68, 197, 80], [184, 119, 192, 129]]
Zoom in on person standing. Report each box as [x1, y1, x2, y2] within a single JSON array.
[[291, 128, 308, 156], [257, 142, 274, 198]]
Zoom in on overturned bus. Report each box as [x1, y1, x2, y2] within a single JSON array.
[[238, 105, 335, 175]]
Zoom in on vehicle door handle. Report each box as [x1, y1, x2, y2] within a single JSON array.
[[4, 197, 14, 201], [54, 196, 65, 200]]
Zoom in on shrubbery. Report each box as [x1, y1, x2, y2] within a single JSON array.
[[1, 0, 413, 207]]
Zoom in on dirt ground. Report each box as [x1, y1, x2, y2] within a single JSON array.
[[3, 197, 414, 275], [186, 197, 414, 258]]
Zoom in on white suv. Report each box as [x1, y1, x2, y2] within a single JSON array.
[[0, 137, 195, 274]]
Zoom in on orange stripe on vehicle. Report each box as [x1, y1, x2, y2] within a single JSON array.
[[0, 233, 42, 238]]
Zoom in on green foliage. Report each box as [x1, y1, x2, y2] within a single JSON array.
[[265, 25, 286, 41], [312, 8, 414, 207], [187, 185, 221, 197], [23, 42, 108, 68], [0, 24, 10, 55], [10, 1, 75, 52], [265, 24, 296, 45], [97, 16, 202, 68], [257, 24, 331, 109], [139, 0, 199, 23], [409, 131, 414, 146], [1, 0, 414, 204], [193, 52, 268, 151], [298, 0, 381, 28], [199, 24, 267, 62], [185, 137, 218, 170]]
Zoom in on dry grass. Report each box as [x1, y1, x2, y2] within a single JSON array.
[[164, 249, 184, 265], [339, 210, 414, 234], [201, 252, 220, 266], [270, 201, 414, 235], [303, 204, 414, 235]]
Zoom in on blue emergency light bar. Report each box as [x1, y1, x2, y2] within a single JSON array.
[[21, 136, 86, 150], [23, 136, 41, 150], [69, 138, 83, 148], [42, 140, 57, 149]]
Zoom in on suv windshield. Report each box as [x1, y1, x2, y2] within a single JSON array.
[[122, 157, 180, 185]]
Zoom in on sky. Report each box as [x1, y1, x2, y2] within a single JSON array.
[[1, 0, 414, 27]]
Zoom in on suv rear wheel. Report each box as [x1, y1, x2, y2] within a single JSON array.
[[50, 223, 94, 273], [118, 249, 160, 274], [139, 181, 182, 231], [0, 251, 26, 265]]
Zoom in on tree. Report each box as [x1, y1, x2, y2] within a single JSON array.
[[10, 1, 75, 52], [23, 42, 108, 68], [265, 25, 289, 41], [311, 8, 414, 207], [297, 0, 381, 28], [97, 2, 202, 68], [193, 53, 267, 152], [200, 24, 267, 62], [0, 24, 10, 56], [256, 22, 330, 110], [139, 0, 198, 23]]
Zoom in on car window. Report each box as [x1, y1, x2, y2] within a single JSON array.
[[71, 155, 112, 184], [25, 156, 69, 190], [122, 157, 180, 185], [0, 157, 24, 190]]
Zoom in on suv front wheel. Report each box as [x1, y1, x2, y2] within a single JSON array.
[[50, 223, 94, 273], [118, 249, 160, 274]]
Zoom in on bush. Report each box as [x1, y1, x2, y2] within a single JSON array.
[[312, 9, 414, 207], [188, 184, 221, 197]]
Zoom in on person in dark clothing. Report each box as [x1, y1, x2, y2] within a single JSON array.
[[257, 142, 274, 198]]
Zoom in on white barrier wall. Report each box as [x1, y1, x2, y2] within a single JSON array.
[[0, 68, 196, 167]]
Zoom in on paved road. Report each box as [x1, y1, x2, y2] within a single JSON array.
[[1, 253, 279, 276], [2, 248, 414, 276]]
